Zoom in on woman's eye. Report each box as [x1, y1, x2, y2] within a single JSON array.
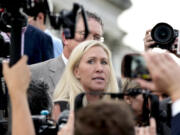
[[87, 59, 94, 64], [101, 60, 108, 65]]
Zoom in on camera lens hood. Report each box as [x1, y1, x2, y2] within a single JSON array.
[[151, 22, 174, 44]]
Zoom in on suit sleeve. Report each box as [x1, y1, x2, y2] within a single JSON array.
[[171, 99, 180, 135], [171, 113, 180, 135]]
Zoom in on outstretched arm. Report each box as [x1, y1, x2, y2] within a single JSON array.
[[3, 56, 35, 135]]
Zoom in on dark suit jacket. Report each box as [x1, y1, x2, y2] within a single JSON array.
[[30, 55, 65, 96], [24, 25, 54, 64], [171, 113, 180, 135]]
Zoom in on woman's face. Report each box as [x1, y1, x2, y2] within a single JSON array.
[[124, 94, 144, 119], [130, 95, 144, 117], [74, 46, 110, 92]]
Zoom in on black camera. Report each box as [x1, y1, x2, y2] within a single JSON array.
[[0, 1, 89, 39], [0, 33, 9, 120], [32, 115, 58, 135], [0, 33, 10, 58], [32, 110, 70, 135], [57, 110, 69, 130], [151, 22, 179, 51], [121, 53, 151, 80]]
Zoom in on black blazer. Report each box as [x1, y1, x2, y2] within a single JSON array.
[[171, 113, 180, 135], [24, 25, 54, 65]]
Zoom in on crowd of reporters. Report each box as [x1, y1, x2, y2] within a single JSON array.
[[1, 1, 180, 135]]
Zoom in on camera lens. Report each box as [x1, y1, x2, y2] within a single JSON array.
[[151, 23, 174, 44]]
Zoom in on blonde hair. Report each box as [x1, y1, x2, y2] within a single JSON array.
[[53, 40, 119, 109]]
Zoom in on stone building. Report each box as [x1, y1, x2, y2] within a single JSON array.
[[51, 0, 136, 77]]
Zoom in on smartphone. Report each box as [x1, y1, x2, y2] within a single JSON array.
[[121, 53, 151, 80]]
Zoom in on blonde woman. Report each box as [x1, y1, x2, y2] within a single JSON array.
[[52, 40, 119, 120]]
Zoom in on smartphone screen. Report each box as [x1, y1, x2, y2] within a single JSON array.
[[131, 55, 148, 78], [122, 54, 151, 80]]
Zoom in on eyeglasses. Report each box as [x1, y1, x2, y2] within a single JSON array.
[[75, 31, 104, 42]]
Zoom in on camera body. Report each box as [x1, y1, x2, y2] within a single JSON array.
[[0, 33, 10, 59], [151, 22, 179, 51], [0, 33, 9, 114], [0, 0, 47, 32], [32, 115, 58, 135], [124, 89, 171, 135], [32, 110, 69, 135], [0, 0, 27, 9]]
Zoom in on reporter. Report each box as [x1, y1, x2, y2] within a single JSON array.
[[74, 100, 135, 135], [136, 51, 180, 135], [27, 80, 52, 115], [2, 56, 35, 135], [136, 52, 180, 101], [58, 100, 135, 135], [143, 28, 178, 53], [122, 79, 145, 126]]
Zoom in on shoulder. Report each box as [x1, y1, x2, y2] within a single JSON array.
[[29, 56, 64, 72], [29, 58, 57, 80], [26, 25, 52, 40], [30, 57, 57, 70]]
